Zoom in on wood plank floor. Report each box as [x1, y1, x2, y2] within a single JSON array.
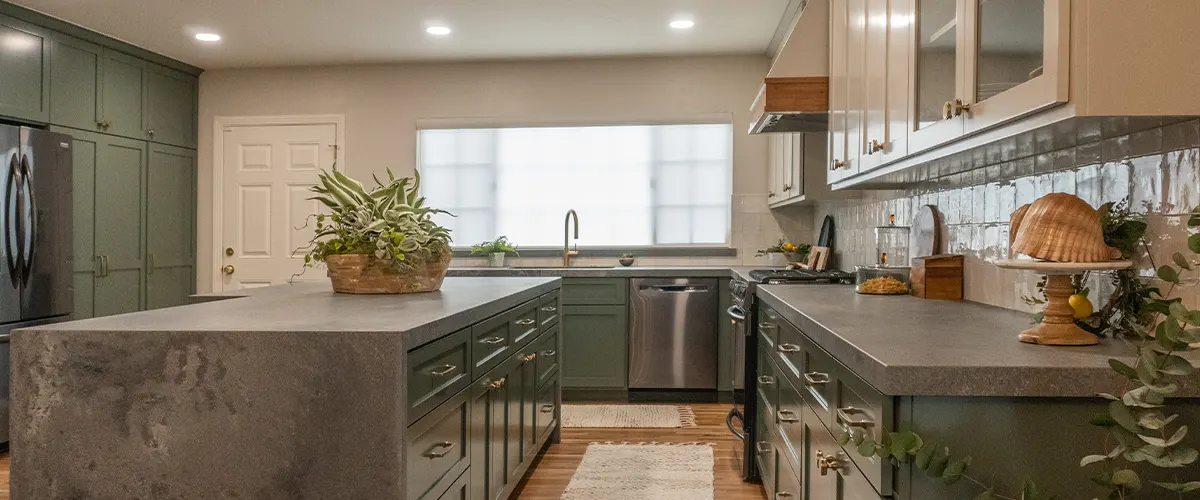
[[0, 405, 764, 500], [513, 403, 767, 499]]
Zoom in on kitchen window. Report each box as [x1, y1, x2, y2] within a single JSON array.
[[419, 123, 733, 248]]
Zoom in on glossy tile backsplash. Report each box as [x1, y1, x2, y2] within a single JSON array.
[[815, 118, 1200, 313]]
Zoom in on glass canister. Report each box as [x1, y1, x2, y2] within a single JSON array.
[[874, 214, 911, 266], [856, 265, 912, 295]]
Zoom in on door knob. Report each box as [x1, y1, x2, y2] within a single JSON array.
[[222, 265, 235, 275], [225, 247, 235, 256]]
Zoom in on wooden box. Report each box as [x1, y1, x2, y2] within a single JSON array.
[[910, 255, 963, 300]]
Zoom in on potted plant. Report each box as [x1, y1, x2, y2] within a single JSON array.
[[618, 253, 636, 267], [756, 238, 808, 267], [471, 236, 519, 268], [304, 169, 454, 294]]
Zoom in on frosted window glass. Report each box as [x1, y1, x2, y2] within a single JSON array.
[[419, 124, 731, 247], [692, 207, 728, 244]]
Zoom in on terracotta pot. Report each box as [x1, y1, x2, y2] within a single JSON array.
[[325, 252, 451, 294]]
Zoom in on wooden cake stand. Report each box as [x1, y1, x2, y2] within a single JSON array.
[[994, 260, 1133, 346]]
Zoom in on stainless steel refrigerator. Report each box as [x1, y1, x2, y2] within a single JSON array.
[[0, 125, 74, 450]]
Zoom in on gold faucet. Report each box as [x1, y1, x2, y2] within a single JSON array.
[[563, 209, 579, 267]]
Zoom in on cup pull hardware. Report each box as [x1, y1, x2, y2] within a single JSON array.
[[803, 372, 830, 386]]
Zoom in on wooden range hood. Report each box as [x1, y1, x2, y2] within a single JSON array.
[[748, 76, 829, 134]]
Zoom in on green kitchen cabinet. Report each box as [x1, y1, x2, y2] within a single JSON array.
[[145, 144, 196, 309], [561, 304, 627, 388], [0, 14, 50, 123], [513, 345, 540, 464], [59, 127, 146, 318], [145, 64, 197, 148], [49, 34, 103, 131], [470, 355, 513, 500], [100, 49, 147, 140]]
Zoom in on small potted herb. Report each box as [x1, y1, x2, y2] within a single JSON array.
[[471, 236, 519, 268], [618, 253, 636, 267]]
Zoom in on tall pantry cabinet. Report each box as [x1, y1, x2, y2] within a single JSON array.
[[0, 6, 205, 320]]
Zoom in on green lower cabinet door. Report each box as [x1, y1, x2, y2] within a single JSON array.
[[561, 305, 628, 388], [145, 144, 195, 309], [471, 358, 514, 500], [58, 127, 99, 319], [93, 134, 146, 315], [72, 271, 95, 320], [513, 347, 539, 463], [0, 14, 49, 123], [93, 268, 141, 317]]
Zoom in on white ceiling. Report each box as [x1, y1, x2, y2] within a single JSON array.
[[12, 0, 794, 69]]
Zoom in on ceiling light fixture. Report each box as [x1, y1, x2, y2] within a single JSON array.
[[426, 26, 452, 36], [194, 33, 221, 42], [669, 20, 695, 30]]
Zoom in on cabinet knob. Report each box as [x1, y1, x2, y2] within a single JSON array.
[[147, 129, 156, 137], [830, 159, 846, 171], [488, 378, 507, 390], [952, 98, 971, 117], [767, 192, 775, 198], [782, 184, 792, 191], [869, 139, 885, 154]]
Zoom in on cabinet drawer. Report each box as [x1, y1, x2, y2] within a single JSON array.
[[407, 328, 471, 424], [831, 362, 892, 496], [753, 422, 775, 497], [773, 428, 802, 500], [534, 325, 560, 386], [437, 468, 470, 500], [807, 404, 881, 499], [510, 299, 540, 349], [756, 342, 778, 417], [536, 377, 559, 444], [799, 334, 837, 416], [775, 376, 804, 472], [773, 312, 805, 387], [562, 278, 627, 305], [757, 305, 781, 352], [471, 313, 511, 378], [538, 292, 560, 329], [407, 388, 470, 500]]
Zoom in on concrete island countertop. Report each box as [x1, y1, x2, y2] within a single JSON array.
[[757, 284, 1200, 398], [447, 265, 758, 281], [10, 277, 561, 499]]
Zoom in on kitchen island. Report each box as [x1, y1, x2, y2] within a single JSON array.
[[11, 277, 563, 500], [752, 284, 1200, 500]]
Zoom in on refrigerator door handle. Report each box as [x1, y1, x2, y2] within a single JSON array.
[[19, 154, 34, 288], [4, 153, 18, 289]]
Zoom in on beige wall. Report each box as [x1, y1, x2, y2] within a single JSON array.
[[197, 55, 799, 291]]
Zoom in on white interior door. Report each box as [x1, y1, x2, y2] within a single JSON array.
[[219, 123, 337, 291]]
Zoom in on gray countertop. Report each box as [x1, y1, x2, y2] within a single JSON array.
[[447, 265, 757, 281], [27, 277, 560, 348], [756, 285, 1200, 398]]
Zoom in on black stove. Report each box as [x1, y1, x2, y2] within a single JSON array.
[[747, 268, 856, 285]]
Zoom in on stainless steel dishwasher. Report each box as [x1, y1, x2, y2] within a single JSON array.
[[628, 278, 719, 389]]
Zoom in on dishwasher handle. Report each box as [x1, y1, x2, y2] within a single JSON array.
[[639, 285, 713, 293]]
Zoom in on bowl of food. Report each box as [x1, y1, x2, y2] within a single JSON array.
[[855, 265, 911, 295]]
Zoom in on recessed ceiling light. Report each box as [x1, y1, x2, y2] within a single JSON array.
[[669, 20, 695, 30], [426, 26, 452, 36], [194, 33, 221, 42]]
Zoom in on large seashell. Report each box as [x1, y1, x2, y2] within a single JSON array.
[[1009, 203, 1030, 250], [1010, 193, 1116, 262]]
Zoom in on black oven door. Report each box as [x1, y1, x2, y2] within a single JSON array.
[[726, 304, 759, 482]]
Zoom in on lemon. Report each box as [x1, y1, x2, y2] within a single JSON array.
[[1068, 294, 1094, 319]]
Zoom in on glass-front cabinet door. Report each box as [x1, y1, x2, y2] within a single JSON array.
[[907, 0, 966, 154], [962, 0, 1068, 134], [828, 0, 854, 184]]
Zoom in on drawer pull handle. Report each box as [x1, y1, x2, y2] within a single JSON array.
[[758, 322, 777, 330], [424, 441, 456, 459], [816, 450, 845, 475], [515, 318, 536, 326], [776, 409, 800, 423], [479, 336, 506, 345], [520, 353, 537, 363], [757, 375, 774, 385], [429, 364, 457, 377], [837, 406, 875, 428], [776, 493, 795, 499], [756, 441, 772, 453], [777, 343, 801, 353], [803, 372, 830, 386], [540, 404, 555, 413], [541, 306, 557, 312], [488, 378, 507, 390], [541, 350, 557, 357]]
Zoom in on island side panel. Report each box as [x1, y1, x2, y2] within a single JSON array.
[[900, 396, 1200, 499], [12, 329, 406, 500]]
